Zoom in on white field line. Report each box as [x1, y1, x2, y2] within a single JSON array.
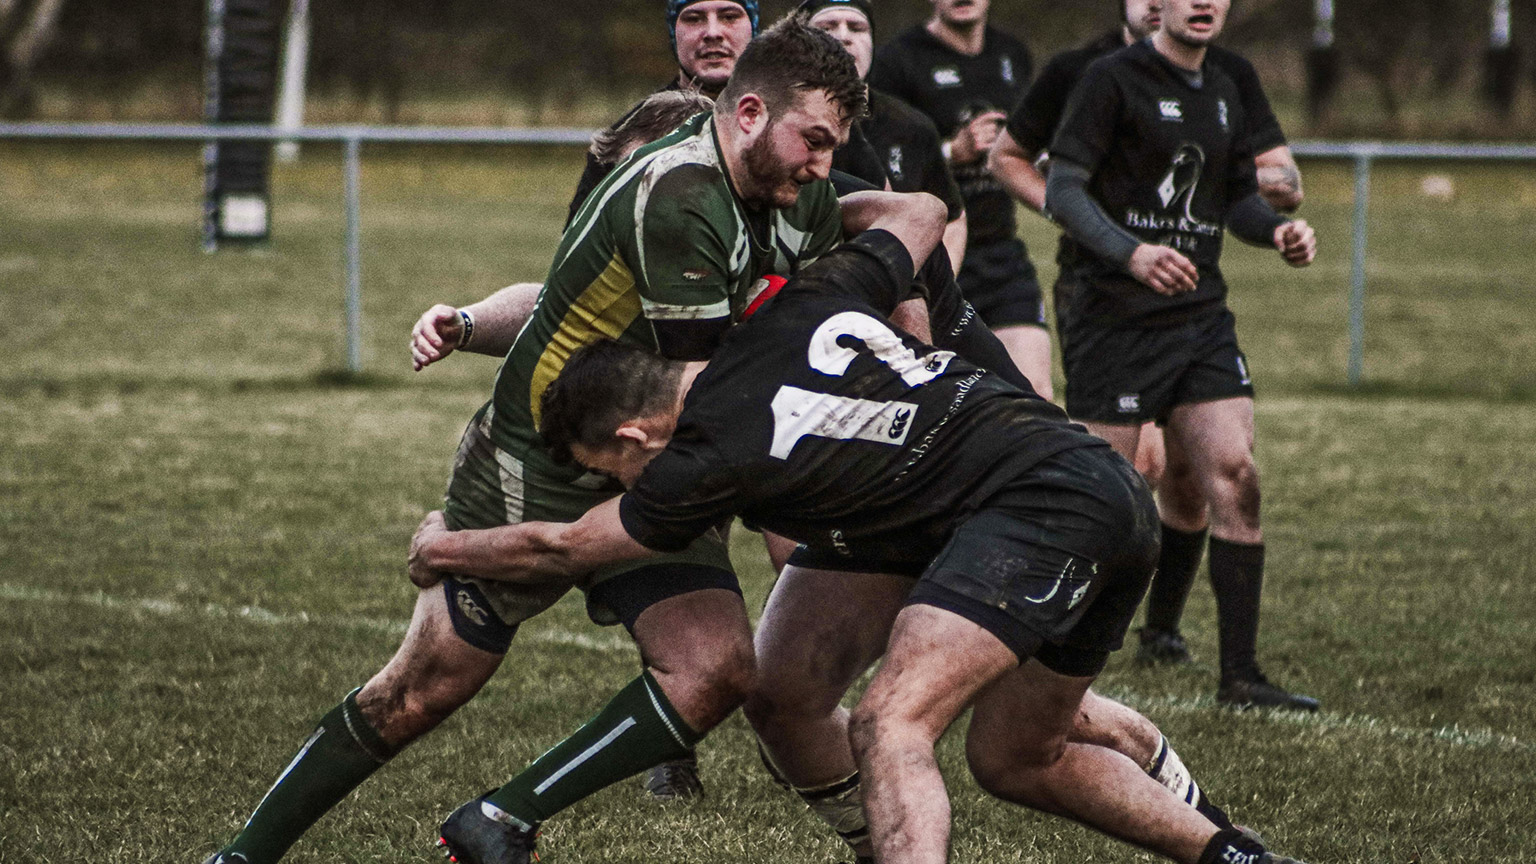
[[0, 582, 633, 655], [3, 582, 1527, 755]]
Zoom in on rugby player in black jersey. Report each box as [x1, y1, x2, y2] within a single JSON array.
[[408, 202, 1309, 864], [868, 0, 1055, 401], [801, 0, 969, 267], [1042, 0, 1319, 711], [989, 0, 1308, 681]]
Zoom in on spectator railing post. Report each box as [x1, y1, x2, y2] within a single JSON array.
[[344, 134, 363, 373], [1348, 150, 1371, 387]]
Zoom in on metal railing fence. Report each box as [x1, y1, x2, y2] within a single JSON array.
[[4, 121, 1535, 381]]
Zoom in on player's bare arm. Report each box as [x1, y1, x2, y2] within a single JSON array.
[[410, 281, 543, 371], [941, 210, 967, 268], [837, 189, 948, 266], [408, 498, 655, 589], [987, 128, 1047, 214], [1254, 145, 1303, 213]]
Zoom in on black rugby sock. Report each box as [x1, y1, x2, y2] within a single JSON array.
[[1144, 523, 1208, 634], [1198, 828, 1268, 864], [1208, 538, 1265, 681]]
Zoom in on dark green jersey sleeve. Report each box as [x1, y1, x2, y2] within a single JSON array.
[[633, 162, 738, 358]]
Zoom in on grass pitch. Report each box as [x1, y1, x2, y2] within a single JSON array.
[[2, 141, 1534, 862]]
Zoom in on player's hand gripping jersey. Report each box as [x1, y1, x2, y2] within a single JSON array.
[[1049, 41, 1262, 327], [494, 111, 843, 469], [618, 231, 1103, 570]]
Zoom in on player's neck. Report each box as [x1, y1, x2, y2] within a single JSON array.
[[1151, 30, 1207, 71], [677, 69, 727, 99], [678, 362, 708, 406], [1120, 25, 1141, 46], [926, 17, 985, 56]]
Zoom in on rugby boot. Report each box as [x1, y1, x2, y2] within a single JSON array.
[[1135, 627, 1194, 666], [437, 794, 539, 864], [1217, 672, 1320, 712], [642, 752, 704, 800], [200, 853, 249, 864]]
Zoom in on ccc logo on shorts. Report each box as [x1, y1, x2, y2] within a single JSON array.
[[456, 589, 489, 626]]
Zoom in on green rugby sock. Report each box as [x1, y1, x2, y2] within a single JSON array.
[[224, 688, 393, 864], [485, 670, 699, 825]]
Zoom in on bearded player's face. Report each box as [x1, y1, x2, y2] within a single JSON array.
[[675, 1, 754, 91], [741, 90, 848, 209]]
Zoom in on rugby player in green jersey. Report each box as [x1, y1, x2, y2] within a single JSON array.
[[200, 19, 871, 864]]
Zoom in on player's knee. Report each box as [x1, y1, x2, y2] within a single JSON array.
[[965, 730, 1066, 795], [1209, 454, 1261, 523], [680, 637, 756, 722]]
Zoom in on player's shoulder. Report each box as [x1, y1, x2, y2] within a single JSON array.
[[871, 88, 941, 137], [1042, 30, 1123, 77], [1205, 44, 1259, 79], [984, 25, 1031, 56]]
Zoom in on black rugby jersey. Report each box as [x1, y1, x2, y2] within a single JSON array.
[[864, 88, 965, 221], [1010, 34, 1286, 274], [1048, 40, 1261, 326], [869, 25, 1032, 245], [618, 231, 1102, 565]]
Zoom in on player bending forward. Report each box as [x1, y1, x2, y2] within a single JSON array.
[[410, 205, 1309, 864]]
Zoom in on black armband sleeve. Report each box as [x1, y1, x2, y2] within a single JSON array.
[[652, 318, 731, 361], [1044, 160, 1142, 267], [1226, 192, 1288, 248]]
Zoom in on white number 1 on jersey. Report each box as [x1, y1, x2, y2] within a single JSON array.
[[768, 312, 954, 460]]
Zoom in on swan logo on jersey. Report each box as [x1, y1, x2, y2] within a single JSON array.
[[886, 145, 904, 181], [1217, 98, 1230, 131], [1001, 56, 1015, 84], [1159, 99, 1183, 121], [1127, 143, 1223, 252], [933, 67, 962, 87]]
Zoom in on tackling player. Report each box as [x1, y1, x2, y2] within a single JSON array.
[[1042, 0, 1319, 710], [199, 20, 867, 864], [988, 0, 1307, 676], [409, 212, 1310, 864], [869, 0, 1054, 400]]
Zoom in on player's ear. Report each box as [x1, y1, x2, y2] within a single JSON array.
[[734, 93, 769, 136], [613, 424, 651, 449]]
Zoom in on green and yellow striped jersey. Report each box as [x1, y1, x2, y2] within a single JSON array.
[[489, 111, 843, 473]]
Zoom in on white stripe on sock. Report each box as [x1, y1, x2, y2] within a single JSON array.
[[533, 717, 638, 795]]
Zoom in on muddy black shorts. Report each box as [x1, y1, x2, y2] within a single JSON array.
[[907, 445, 1159, 676]]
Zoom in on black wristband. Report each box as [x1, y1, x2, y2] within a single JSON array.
[[456, 308, 475, 349]]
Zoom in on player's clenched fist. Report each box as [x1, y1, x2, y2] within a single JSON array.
[[411, 304, 464, 371], [1274, 219, 1316, 267], [1128, 243, 1199, 296]]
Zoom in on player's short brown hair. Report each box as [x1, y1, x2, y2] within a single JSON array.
[[589, 90, 716, 166], [715, 15, 867, 125], [539, 340, 684, 466]]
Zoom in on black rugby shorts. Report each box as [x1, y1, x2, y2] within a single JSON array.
[[1063, 306, 1255, 425], [907, 445, 1159, 677], [956, 237, 1048, 329]]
